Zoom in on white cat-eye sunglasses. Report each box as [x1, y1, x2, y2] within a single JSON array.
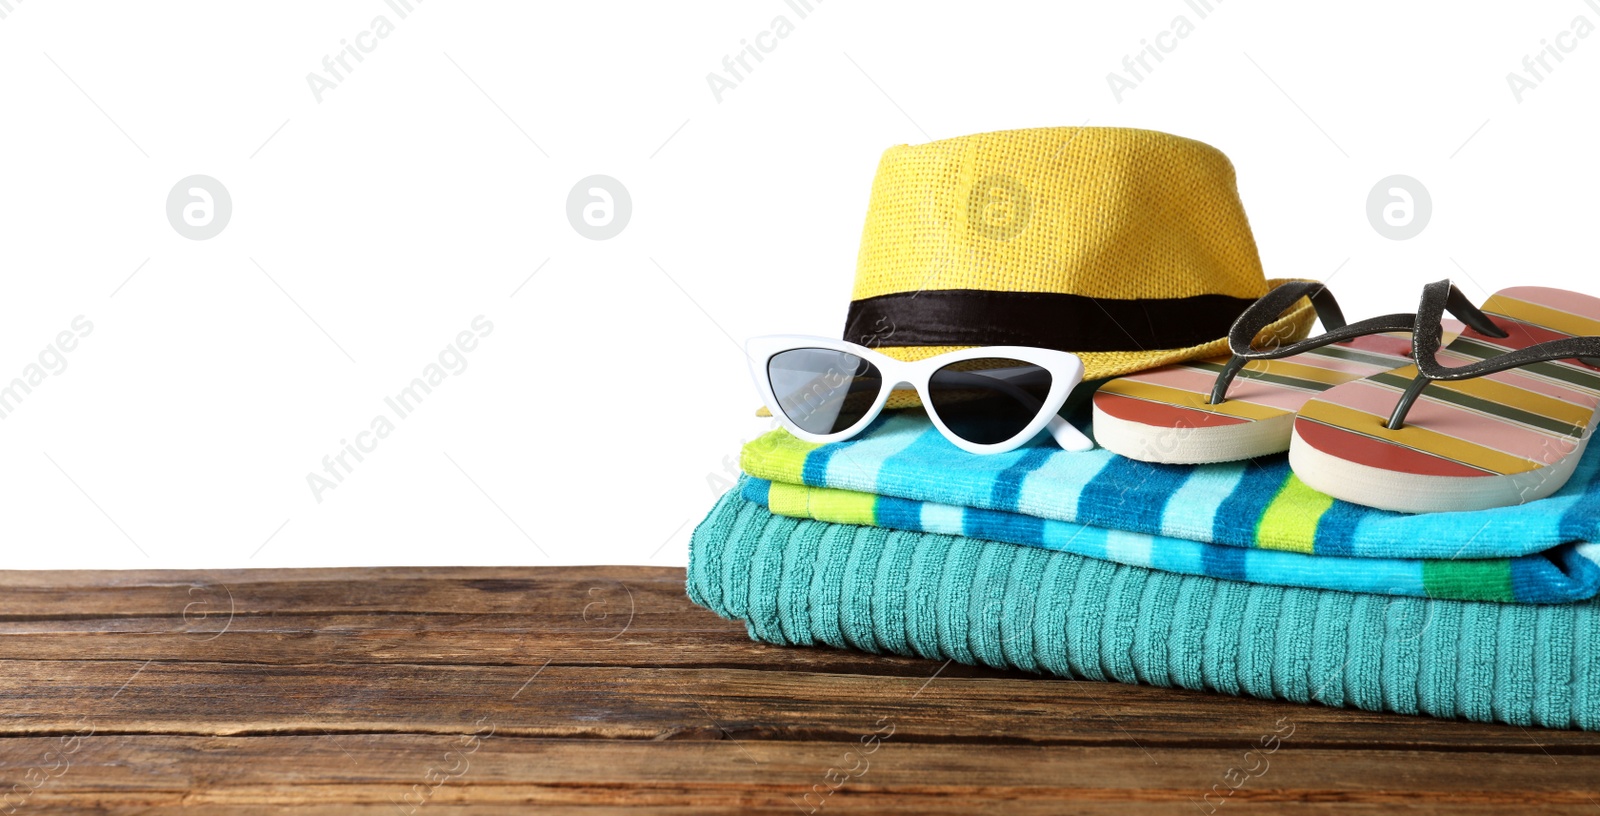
[[747, 335, 1095, 455]]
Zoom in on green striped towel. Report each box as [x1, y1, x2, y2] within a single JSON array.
[[738, 413, 1600, 603]]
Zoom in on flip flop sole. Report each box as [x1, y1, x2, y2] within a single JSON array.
[[1288, 423, 1592, 513], [1093, 394, 1295, 463], [1292, 287, 1600, 513], [1092, 331, 1426, 463]]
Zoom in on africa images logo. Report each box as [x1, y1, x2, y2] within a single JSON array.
[[1505, 0, 1600, 102], [704, 0, 823, 103], [304, 0, 426, 103], [967, 175, 1032, 241]]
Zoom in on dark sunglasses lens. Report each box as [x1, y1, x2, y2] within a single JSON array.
[[767, 349, 883, 435], [926, 358, 1053, 446]]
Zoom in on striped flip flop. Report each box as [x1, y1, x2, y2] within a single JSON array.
[[1292, 281, 1600, 513], [1092, 281, 1486, 464]]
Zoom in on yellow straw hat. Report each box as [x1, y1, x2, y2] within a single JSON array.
[[761, 126, 1316, 414]]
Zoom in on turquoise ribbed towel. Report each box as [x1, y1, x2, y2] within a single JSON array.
[[688, 481, 1600, 730]]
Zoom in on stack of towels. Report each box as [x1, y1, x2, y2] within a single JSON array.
[[688, 411, 1600, 730]]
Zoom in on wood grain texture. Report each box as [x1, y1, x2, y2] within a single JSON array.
[[0, 566, 1596, 814]]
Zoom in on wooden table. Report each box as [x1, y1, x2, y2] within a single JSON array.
[[1, 566, 1597, 814]]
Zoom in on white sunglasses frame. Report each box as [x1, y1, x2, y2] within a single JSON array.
[[746, 335, 1095, 454]]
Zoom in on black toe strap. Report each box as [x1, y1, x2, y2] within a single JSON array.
[[1208, 281, 1413, 405], [1408, 278, 1512, 379], [1386, 279, 1600, 430]]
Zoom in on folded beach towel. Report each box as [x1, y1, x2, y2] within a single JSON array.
[[740, 412, 1600, 560], [689, 482, 1600, 730], [741, 477, 1600, 603]]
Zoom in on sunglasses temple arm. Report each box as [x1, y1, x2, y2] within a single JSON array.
[[1046, 414, 1095, 452]]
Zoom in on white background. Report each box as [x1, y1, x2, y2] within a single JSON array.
[[0, 0, 1596, 569]]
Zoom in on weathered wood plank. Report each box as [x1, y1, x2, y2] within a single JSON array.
[[1, 566, 1597, 812], [0, 614, 1018, 679], [2, 736, 1597, 811], [0, 659, 1595, 753], [0, 567, 691, 618], [18, 809, 1600, 816], [2, 567, 1598, 751]]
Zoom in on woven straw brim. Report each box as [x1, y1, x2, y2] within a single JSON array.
[[754, 282, 1317, 416]]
